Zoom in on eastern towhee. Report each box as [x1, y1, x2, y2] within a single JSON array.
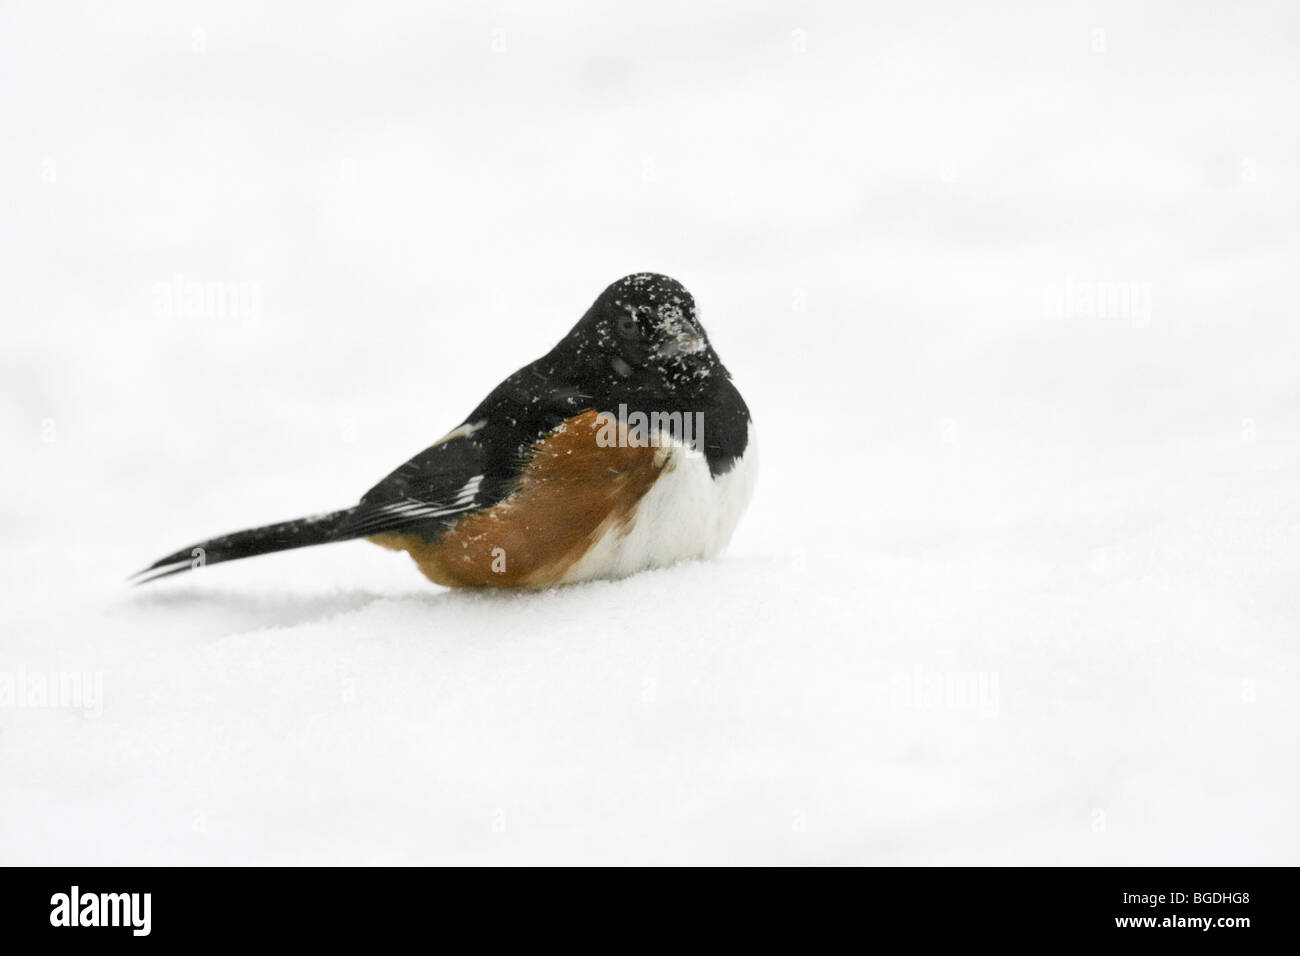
[[134, 273, 757, 588]]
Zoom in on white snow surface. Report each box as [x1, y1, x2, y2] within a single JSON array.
[[2, 1, 1299, 865]]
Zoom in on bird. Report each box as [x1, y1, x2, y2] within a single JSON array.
[[133, 273, 757, 589]]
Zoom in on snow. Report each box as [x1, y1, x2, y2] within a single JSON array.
[[2, 1, 1298, 864]]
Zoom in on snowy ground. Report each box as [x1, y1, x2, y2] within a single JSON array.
[[3, 1, 1299, 864]]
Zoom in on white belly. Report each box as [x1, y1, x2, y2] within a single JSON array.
[[560, 423, 758, 584]]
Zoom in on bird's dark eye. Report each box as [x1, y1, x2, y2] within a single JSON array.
[[616, 315, 638, 338]]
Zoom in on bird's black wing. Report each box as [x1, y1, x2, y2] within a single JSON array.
[[332, 423, 494, 539], [337, 365, 598, 541]]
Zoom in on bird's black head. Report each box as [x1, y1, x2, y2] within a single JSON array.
[[570, 273, 718, 384]]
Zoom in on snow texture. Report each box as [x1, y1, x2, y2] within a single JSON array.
[[2, 1, 1298, 864]]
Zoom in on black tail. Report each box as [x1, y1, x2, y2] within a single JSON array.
[[131, 508, 360, 585]]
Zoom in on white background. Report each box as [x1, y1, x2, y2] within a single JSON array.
[[2, 1, 1297, 864]]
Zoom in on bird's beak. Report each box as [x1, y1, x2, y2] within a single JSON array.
[[657, 332, 705, 358]]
